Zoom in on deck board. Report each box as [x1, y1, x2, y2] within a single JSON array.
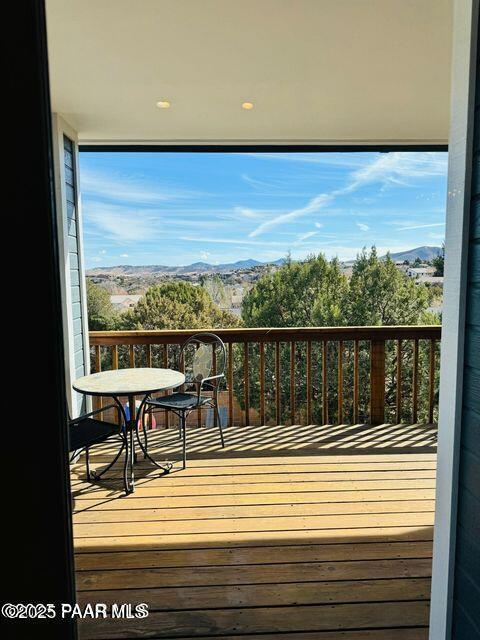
[[72, 423, 436, 639]]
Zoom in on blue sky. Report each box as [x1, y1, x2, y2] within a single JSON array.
[[79, 151, 448, 268]]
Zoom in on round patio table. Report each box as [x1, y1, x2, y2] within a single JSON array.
[[73, 368, 185, 494]]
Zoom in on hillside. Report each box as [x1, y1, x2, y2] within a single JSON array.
[[387, 246, 442, 262], [87, 247, 442, 277], [87, 258, 285, 276]]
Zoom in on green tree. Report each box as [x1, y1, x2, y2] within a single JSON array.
[[432, 244, 445, 276], [240, 254, 348, 425], [123, 281, 240, 330], [237, 248, 436, 426], [86, 280, 119, 330], [242, 254, 348, 327], [346, 248, 432, 325], [345, 248, 436, 422]]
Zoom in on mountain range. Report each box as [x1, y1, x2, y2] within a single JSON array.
[[87, 246, 442, 277], [87, 258, 286, 276], [387, 246, 443, 263]]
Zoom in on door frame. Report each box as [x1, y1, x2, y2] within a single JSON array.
[[8, 2, 478, 639], [429, 1, 479, 638]]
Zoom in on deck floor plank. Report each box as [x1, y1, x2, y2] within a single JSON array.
[[78, 601, 430, 638], [73, 423, 436, 639]]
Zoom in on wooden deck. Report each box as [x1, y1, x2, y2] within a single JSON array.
[[71, 422, 437, 639]]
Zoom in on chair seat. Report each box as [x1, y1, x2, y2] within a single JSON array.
[[146, 392, 211, 411], [69, 418, 120, 452]]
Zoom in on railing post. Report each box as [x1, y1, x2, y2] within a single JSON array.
[[322, 340, 328, 425], [412, 338, 419, 424], [244, 342, 250, 426], [163, 345, 170, 429], [290, 341, 296, 425], [337, 340, 343, 425], [428, 338, 435, 424], [396, 339, 402, 424], [228, 342, 234, 428], [275, 341, 281, 425], [259, 342, 265, 426], [111, 345, 119, 370], [370, 340, 385, 425], [353, 340, 359, 424], [306, 340, 312, 425]]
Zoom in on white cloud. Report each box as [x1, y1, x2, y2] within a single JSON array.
[[356, 222, 370, 232], [234, 206, 263, 219], [120, 253, 129, 258], [241, 174, 285, 191], [345, 152, 447, 193], [295, 231, 317, 244], [248, 152, 447, 237], [245, 153, 367, 168], [84, 202, 159, 242], [200, 251, 211, 260], [315, 222, 324, 228], [81, 169, 202, 205], [398, 222, 445, 231], [181, 235, 289, 247], [249, 193, 333, 237]]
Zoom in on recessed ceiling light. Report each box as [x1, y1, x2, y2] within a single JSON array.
[[242, 101, 254, 110], [156, 100, 171, 109]]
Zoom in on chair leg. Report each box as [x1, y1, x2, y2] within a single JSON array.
[[85, 447, 91, 480], [141, 409, 148, 458], [215, 404, 225, 448], [122, 428, 134, 495], [90, 439, 125, 481], [181, 412, 187, 469]]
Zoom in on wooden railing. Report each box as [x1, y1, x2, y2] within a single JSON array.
[[89, 326, 441, 426]]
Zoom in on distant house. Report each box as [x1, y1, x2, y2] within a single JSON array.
[[407, 265, 436, 278], [110, 294, 141, 310]]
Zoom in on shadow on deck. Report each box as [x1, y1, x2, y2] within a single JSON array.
[[71, 422, 437, 640]]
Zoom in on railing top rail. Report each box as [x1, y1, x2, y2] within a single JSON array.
[[89, 325, 441, 346]]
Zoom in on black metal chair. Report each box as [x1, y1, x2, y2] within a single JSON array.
[[144, 332, 226, 468], [68, 404, 124, 482]]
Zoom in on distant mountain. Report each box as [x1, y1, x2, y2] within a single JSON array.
[[87, 258, 286, 276], [87, 248, 443, 277], [386, 246, 443, 263]]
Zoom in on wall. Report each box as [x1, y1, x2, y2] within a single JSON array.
[[52, 115, 90, 415], [451, 28, 480, 638]]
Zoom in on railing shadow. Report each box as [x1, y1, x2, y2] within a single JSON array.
[[70, 421, 437, 508]]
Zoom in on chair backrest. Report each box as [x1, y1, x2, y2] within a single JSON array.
[[180, 332, 227, 383]]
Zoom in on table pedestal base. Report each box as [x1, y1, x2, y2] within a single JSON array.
[[118, 394, 172, 494]]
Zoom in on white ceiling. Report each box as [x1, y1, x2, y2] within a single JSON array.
[[46, 0, 452, 145]]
